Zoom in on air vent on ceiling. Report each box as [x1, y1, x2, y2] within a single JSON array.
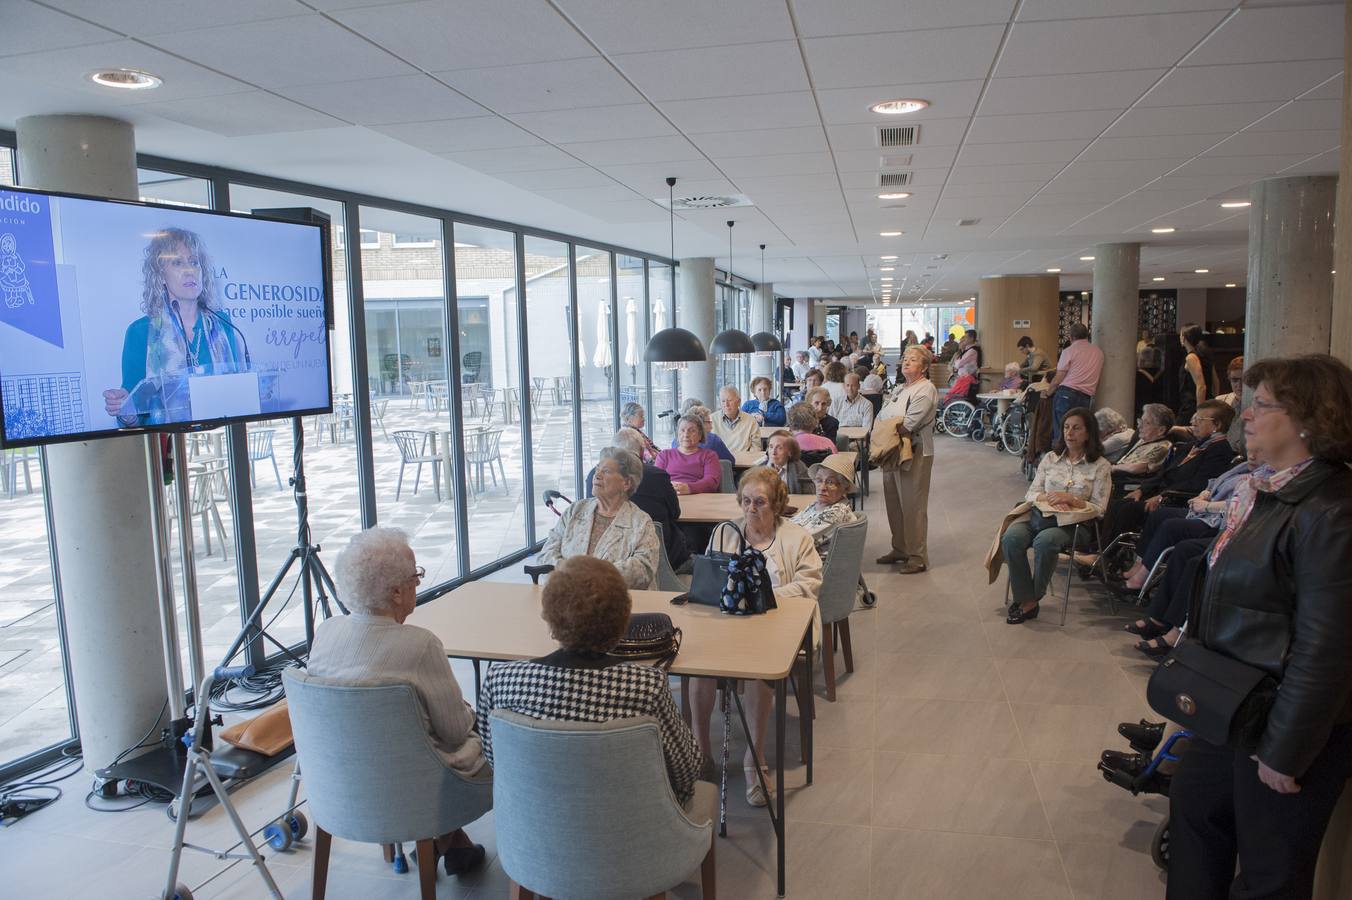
[[657, 194, 755, 210], [878, 171, 912, 187], [879, 154, 912, 168], [877, 124, 920, 148], [957, 218, 981, 227]]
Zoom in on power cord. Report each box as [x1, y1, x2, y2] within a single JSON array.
[[0, 748, 85, 826]]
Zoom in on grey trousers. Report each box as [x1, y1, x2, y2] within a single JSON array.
[[882, 453, 934, 566]]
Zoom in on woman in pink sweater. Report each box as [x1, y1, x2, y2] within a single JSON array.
[[654, 414, 722, 494], [787, 402, 838, 454]]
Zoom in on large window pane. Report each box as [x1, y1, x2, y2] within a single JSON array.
[[576, 247, 616, 466], [361, 208, 459, 585], [649, 261, 678, 440], [229, 184, 358, 652], [523, 237, 578, 522], [138, 169, 211, 208], [617, 253, 647, 433], [454, 224, 527, 568]]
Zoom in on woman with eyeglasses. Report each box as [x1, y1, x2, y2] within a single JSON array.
[[687, 466, 822, 809], [1167, 355, 1352, 899], [308, 527, 491, 877]]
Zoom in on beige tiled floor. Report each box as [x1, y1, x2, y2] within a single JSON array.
[[4, 436, 1170, 899]]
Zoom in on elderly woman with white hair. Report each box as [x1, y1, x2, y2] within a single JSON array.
[[538, 446, 660, 589], [1095, 407, 1135, 462], [307, 527, 491, 876], [620, 401, 660, 460]]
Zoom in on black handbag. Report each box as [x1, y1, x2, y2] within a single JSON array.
[[610, 612, 682, 670], [1027, 507, 1061, 533], [1146, 639, 1278, 751], [686, 521, 778, 615]]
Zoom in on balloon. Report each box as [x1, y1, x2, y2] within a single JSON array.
[[964, 307, 976, 324]]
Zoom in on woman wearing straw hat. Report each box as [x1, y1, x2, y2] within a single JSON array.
[[792, 453, 859, 554]]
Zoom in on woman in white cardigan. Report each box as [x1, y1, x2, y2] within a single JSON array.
[[537, 446, 660, 589], [689, 466, 822, 809]]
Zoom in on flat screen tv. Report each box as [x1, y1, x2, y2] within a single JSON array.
[[0, 185, 333, 448]]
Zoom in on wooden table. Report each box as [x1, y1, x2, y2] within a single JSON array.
[[678, 492, 817, 522], [732, 449, 764, 469], [977, 390, 1020, 418], [408, 582, 815, 897]]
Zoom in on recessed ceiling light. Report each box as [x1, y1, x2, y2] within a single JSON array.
[[1225, 283, 1237, 288], [1220, 200, 1251, 209], [877, 191, 912, 200], [879, 266, 895, 272], [1079, 256, 1095, 261], [870, 98, 929, 115], [879, 230, 903, 237], [1151, 226, 1176, 234], [1194, 268, 1209, 274], [1152, 276, 1166, 282], [1081, 291, 1089, 296], [880, 277, 894, 282], [969, 296, 976, 301], [1047, 267, 1061, 273], [880, 255, 897, 260], [88, 68, 162, 90]]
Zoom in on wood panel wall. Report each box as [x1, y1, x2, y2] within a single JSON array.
[[976, 275, 1061, 375]]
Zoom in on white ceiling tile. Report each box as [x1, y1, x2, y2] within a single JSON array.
[[44, 0, 309, 35], [691, 127, 828, 158], [956, 139, 1089, 166], [802, 26, 1006, 89], [966, 109, 1122, 143], [509, 104, 676, 142], [824, 121, 962, 151], [613, 41, 809, 102], [1060, 157, 1192, 182], [1183, 5, 1343, 67], [436, 58, 642, 113], [335, 0, 594, 70], [1107, 102, 1281, 136], [1171, 153, 1325, 177], [1275, 148, 1340, 175], [491, 167, 616, 190], [280, 75, 485, 125], [536, 183, 646, 205], [940, 179, 1048, 198], [374, 117, 544, 153], [980, 69, 1166, 115], [0, 1, 119, 56], [832, 146, 961, 172], [557, 0, 795, 52], [1079, 132, 1231, 161], [140, 90, 347, 136], [439, 145, 588, 174], [601, 159, 725, 190], [816, 81, 985, 125], [1245, 98, 1342, 133], [1301, 76, 1343, 101], [558, 135, 704, 166], [793, 0, 1017, 36], [581, 199, 673, 224], [997, 12, 1228, 77], [716, 153, 837, 178], [153, 16, 414, 88], [659, 92, 820, 133], [947, 162, 1069, 184], [0, 40, 253, 103], [1206, 129, 1340, 157], [1141, 60, 1344, 107], [1151, 174, 1257, 193], [737, 172, 841, 194], [1018, 1, 1237, 22]]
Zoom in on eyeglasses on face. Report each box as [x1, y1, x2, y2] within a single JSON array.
[[739, 495, 773, 510], [1191, 416, 1217, 425], [411, 565, 425, 584], [1249, 396, 1286, 415]]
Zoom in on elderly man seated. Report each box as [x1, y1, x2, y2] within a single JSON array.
[[477, 556, 705, 807], [538, 447, 660, 589], [830, 372, 874, 430], [712, 385, 760, 452], [308, 527, 490, 876], [587, 429, 688, 567], [792, 454, 859, 553]]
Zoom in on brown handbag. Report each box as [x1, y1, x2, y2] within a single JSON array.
[[218, 700, 294, 756]]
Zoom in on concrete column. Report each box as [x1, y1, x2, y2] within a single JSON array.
[[749, 281, 774, 378], [1331, 0, 1352, 364], [677, 257, 716, 407], [15, 115, 169, 772], [1090, 243, 1141, 418], [1245, 176, 1336, 362]]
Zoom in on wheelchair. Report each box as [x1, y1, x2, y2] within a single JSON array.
[[1099, 720, 1188, 872]]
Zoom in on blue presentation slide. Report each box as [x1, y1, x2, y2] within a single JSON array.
[[0, 187, 331, 445]]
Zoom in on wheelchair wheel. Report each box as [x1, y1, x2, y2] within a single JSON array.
[[1000, 407, 1027, 456], [1151, 817, 1170, 870], [860, 590, 877, 608], [934, 412, 948, 435], [942, 400, 976, 436]]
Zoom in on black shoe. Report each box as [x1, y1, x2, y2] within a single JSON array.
[[1118, 719, 1166, 754], [1006, 603, 1040, 624], [1100, 749, 1149, 776], [444, 843, 486, 877]]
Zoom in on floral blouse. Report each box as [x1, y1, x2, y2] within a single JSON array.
[[792, 500, 858, 552], [1026, 450, 1113, 519], [1209, 458, 1314, 567]]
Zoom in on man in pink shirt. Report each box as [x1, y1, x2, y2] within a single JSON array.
[[1047, 323, 1105, 439]]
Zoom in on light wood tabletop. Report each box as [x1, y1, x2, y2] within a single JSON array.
[[837, 425, 868, 442], [677, 492, 817, 522], [406, 581, 816, 681], [732, 449, 764, 468]]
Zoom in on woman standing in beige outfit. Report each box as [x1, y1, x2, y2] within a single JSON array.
[[876, 346, 938, 573]]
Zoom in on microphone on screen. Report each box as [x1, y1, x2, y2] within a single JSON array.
[[212, 309, 253, 369]]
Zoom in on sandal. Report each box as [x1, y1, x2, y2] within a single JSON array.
[[745, 765, 772, 808], [1135, 637, 1172, 658], [1123, 619, 1168, 639]]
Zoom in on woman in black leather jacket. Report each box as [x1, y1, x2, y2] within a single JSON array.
[[1167, 354, 1352, 900]]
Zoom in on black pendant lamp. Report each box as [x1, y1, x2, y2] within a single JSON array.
[[644, 176, 707, 369], [751, 242, 783, 353], [711, 219, 755, 356]]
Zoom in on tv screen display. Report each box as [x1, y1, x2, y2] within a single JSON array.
[[0, 186, 333, 447]]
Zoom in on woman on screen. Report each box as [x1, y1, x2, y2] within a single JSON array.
[[102, 228, 243, 424]]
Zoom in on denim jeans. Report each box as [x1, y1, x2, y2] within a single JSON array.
[[1050, 387, 1091, 440], [1002, 521, 1074, 606]]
